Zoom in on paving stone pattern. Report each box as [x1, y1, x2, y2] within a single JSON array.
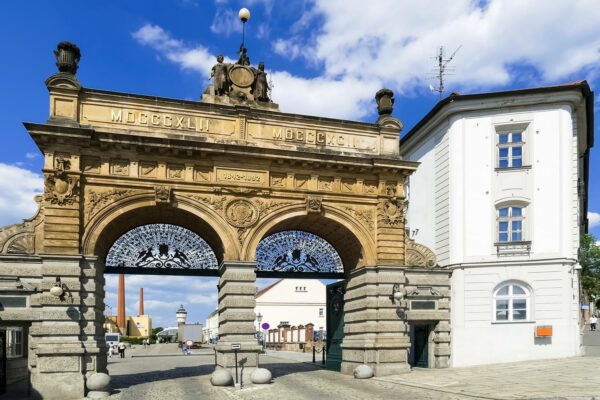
[[105, 344, 600, 400]]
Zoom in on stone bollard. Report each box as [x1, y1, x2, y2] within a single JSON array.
[[250, 368, 272, 384], [353, 364, 374, 379], [86, 372, 111, 398], [211, 368, 234, 386]]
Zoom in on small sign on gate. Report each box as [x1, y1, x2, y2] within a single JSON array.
[[231, 343, 241, 350]]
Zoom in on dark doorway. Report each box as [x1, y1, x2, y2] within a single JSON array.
[[0, 330, 6, 395], [411, 325, 429, 368], [325, 281, 345, 371]]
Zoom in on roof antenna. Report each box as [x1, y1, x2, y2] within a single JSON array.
[[429, 45, 461, 100]]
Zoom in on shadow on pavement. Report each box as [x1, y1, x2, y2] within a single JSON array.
[[110, 364, 215, 390], [259, 361, 326, 379]]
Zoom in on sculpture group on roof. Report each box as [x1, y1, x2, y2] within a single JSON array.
[[209, 44, 272, 103]]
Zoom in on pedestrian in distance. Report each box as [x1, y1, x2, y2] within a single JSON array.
[[118, 341, 126, 358], [590, 315, 598, 331], [143, 339, 147, 349]]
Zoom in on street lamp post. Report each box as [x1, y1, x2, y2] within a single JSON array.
[[256, 312, 263, 348]]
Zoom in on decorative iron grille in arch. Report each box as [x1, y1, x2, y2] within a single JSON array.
[[105, 224, 218, 274], [255, 230, 344, 277]]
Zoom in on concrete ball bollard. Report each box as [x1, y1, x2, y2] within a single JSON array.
[[210, 369, 234, 386], [353, 364, 374, 379], [250, 368, 272, 384], [86, 372, 111, 398]]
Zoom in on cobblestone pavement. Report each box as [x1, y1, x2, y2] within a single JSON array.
[[105, 345, 600, 400], [377, 357, 600, 400]]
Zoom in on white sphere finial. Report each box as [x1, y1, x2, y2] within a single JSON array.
[[239, 8, 250, 23]]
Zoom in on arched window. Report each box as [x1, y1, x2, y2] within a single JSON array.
[[494, 283, 530, 321]]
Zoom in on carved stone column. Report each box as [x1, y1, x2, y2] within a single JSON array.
[[341, 266, 411, 376], [215, 261, 261, 376]]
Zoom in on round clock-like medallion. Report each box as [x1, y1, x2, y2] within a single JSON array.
[[225, 199, 259, 228], [228, 65, 255, 88]]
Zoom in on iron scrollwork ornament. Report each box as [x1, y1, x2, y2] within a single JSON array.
[[256, 230, 343, 274], [105, 224, 218, 270]]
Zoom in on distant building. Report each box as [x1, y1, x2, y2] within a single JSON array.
[[105, 315, 152, 338], [205, 279, 327, 350]]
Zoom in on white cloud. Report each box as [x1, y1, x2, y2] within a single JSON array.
[[25, 152, 39, 159], [132, 24, 216, 77], [0, 164, 43, 228], [210, 8, 242, 36], [589, 212, 600, 229], [133, 1, 600, 120]]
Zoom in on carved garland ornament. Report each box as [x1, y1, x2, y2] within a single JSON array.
[[340, 206, 375, 231], [84, 189, 138, 224]]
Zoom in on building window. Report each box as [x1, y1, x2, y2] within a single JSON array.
[[494, 283, 529, 322], [498, 206, 523, 242], [319, 308, 324, 317], [5, 327, 24, 358], [497, 130, 524, 168]]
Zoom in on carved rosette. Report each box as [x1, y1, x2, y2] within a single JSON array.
[[404, 237, 437, 268], [378, 198, 406, 227], [44, 171, 79, 206]]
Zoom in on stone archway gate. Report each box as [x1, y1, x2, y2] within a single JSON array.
[[0, 43, 450, 399]]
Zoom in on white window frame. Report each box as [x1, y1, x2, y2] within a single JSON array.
[[493, 283, 531, 322], [5, 327, 24, 358], [494, 123, 530, 170], [497, 205, 525, 243]]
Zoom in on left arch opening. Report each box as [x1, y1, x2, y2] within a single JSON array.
[[105, 223, 219, 275]]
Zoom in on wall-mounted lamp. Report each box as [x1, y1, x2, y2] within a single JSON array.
[[50, 277, 65, 297]]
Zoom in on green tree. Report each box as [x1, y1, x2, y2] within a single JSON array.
[[580, 234, 600, 307]]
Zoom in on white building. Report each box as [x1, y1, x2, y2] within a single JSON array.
[[204, 278, 327, 346], [255, 279, 326, 345], [401, 82, 593, 367], [204, 309, 219, 343]]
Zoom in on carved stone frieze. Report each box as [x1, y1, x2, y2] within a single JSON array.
[[404, 236, 437, 268], [340, 206, 375, 231], [185, 194, 227, 213], [254, 199, 296, 216], [84, 188, 138, 224], [44, 171, 79, 206], [306, 196, 322, 214], [378, 198, 406, 227], [155, 186, 171, 203]]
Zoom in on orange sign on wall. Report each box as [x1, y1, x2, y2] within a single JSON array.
[[534, 325, 553, 337]]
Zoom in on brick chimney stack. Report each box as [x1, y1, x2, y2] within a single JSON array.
[[139, 287, 144, 316], [117, 274, 126, 330]]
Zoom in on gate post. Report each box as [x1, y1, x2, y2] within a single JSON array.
[[215, 261, 263, 378], [341, 266, 411, 376]]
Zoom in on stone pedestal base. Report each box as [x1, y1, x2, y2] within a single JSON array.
[[31, 372, 85, 400]]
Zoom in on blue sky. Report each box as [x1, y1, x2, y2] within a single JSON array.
[[1, 0, 599, 328]]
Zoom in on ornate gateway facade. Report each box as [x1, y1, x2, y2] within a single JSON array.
[[0, 42, 450, 399]]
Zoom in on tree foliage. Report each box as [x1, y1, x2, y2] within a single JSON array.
[[580, 234, 600, 304]]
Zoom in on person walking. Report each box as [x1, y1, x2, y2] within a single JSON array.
[[143, 339, 147, 349], [590, 315, 598, 331], [118, 341, 126, 358]]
